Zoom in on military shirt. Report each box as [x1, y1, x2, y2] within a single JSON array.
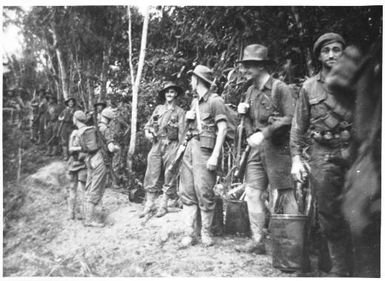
[[46, 103, 61, 122], [144, 104, 185, 141], [244, 76, 295, 141], [99, 122, 114, 145], [290, 72, 353, 156]]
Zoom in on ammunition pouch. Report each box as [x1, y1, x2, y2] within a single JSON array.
[[166, 124, 179, 141], [200, 124, 216, 150]]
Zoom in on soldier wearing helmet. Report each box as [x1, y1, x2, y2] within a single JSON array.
[[58, 97, 79, 160], [140, 82, 185, 218], [290, 33, 353, 276]]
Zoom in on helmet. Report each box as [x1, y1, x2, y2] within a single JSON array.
[[101, 108, 115, 120]]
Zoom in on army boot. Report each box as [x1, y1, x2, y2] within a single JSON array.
[[327, 239, 351, 277], [139, 192, 157, 218], [235, 212, 266, 254], [201, 210, 215, 247], [83, 202, 104, 227], [180, 204, 199, 248], [155, 193, 169, 217]]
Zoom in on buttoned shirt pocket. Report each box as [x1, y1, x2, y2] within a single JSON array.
[[200, 113, 216, 150], [256, 93, 275, 123]]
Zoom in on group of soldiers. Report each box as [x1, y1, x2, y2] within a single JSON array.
[[138, 32, 357, 277], [30, 31, 362, 276]]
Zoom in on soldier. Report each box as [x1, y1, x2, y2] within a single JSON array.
[[179, 65, 227, 247], [45, 94, 61, 156], [94, 100, 107, 123], [30, 92, 41, 143], [81, 108, 120, 227], [58, 97, 78, 160], [67, 111, 88, 220], [290, 33, 353, 276], [115, 97, 130, 178], [37, 93, 48, 146], [236, 44, 298, 254], [109, 96, 130, 188], [140, 82, 185, 218]]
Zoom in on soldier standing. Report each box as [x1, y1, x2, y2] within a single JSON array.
[[37, 93, 48, 146], [140, 82, 185, 218], [45, 94, 61, 156], [67, 111, 88, 220], [30, 93, 41, 143], [179, 66, 228, 247], [58, 97, 78, 160], [236, 44, 298, 254], [81, 108, 120, 227], [290, 33, 353, 276]]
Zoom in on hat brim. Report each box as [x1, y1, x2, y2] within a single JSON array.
[[158, 85, 184, 99], [235, 59, 274, 64], [64, 98, 76, 105], [94, 102, 107, 108], [187, 70, 214, 85]]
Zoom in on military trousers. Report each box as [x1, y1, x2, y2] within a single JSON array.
[[179, 138, 216, 212], [309, 143, 351, 241], [85, 151, 108, 205], [46, 120, 59, 145], [143, 137, 179, 196]]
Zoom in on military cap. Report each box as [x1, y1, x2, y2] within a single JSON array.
[[313, 33, 345, 58], [236, 44, 272, 64], [187, 65, 214, 85], [94, 100, 107, 108], [64, 97, 77, 106], [101, 108, 115, 120], [73, 110, 87, 122], [158, 82, 184, 99]]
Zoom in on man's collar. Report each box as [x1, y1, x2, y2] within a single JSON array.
[[199, 90, 211, 102], [252, 75, 272, 90], [316, 72, 325, 82]]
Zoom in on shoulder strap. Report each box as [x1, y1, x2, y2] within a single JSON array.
[[270, 78, 280, 112]]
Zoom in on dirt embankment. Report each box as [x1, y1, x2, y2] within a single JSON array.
[[3, 160, 294, 277]]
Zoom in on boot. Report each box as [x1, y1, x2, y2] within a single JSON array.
[[201, 210, 215, 247], [155, 193, 169, 217], [83, 202, 104, 227], [235, 212, 266, 254], [62, 145, 69, 161], [139, 192, 157, 218], [180, 204, 199, 248], [327, 239, 350, 277]]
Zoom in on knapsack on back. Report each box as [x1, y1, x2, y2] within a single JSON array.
[[78, 126, 99, 153]]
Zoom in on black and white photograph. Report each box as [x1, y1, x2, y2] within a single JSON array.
[[2, 3, 382, 277]]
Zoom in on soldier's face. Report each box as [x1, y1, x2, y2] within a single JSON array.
[[242, 62, 263, 81], [68, 100, 74, 107], [190, 75, 198, 91], [318, 42, 343, 69], [165, 88, 177, 102]]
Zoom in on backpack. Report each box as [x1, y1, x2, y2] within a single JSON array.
[[78, 126, 99, 153]]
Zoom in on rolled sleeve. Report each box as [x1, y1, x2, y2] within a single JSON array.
[[290, 87, 310, 157], [210, 96, 228, 123]]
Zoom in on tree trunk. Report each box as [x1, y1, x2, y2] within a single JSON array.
[[127, 6, 150, 187], [99, 41, 113, 100], [86, 61, 95, 109], [51, 23, 70, 100]]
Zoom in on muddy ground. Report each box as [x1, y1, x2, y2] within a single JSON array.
[[3, 157, 295, 277]]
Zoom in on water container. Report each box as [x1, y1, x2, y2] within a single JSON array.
[[270, 214, 311, 272], [224, 199, 251, 236]]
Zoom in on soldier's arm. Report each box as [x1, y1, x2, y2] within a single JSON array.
[[178, 108, 186, 142], [261, 82, 294, 139], [290, 86, 310, 158]]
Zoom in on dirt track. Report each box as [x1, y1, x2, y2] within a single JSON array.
[[3, 160, 294, 277]]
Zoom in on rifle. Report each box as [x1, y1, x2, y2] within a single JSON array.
[[148, 115, 159, 143], [92, 112, 120, 187], [234, 145, 250, 180], [295, 168, 312, 216]]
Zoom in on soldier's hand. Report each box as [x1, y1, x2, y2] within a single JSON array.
[[185, 110, 196, 121], [145, 130, 154, 141], [291, 156, 309, 183], [247, 132, 264, 147], [237, 103, 249, 115], [206, 155, 218, 171]]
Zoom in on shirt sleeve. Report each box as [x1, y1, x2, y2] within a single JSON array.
[[210, 96, 228, 123], [103, 126, 115, 145], [290, 86, 310, 157], [144, 105, 158, 131], [261, 82, 295, 139]]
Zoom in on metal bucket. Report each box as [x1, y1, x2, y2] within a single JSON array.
[[270, 214, 311, 273], [224, 199, 250, 236]]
